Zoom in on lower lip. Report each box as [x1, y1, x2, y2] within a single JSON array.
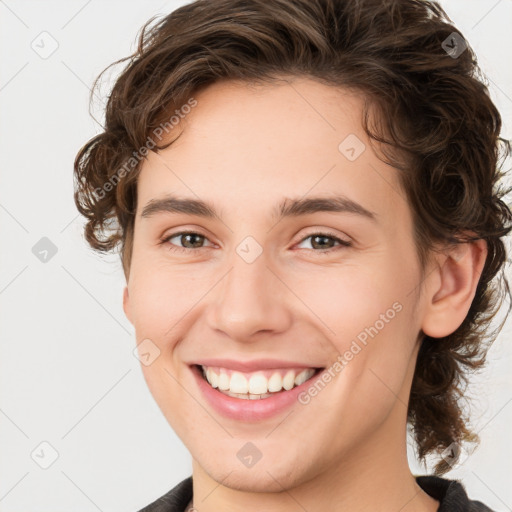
[[190, 365, 323, 421]]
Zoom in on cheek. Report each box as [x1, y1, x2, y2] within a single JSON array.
[[290, 261, 419, 393], [289, 264, 404, 346], [128, 261, 200, 338]]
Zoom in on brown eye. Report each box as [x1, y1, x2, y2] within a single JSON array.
[[177, 233, 205, 248], [295, 232, 352, 255], [162, 231, 213, 253], [310, 234, 337, 250]]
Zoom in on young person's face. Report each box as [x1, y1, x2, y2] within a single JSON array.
[[124, 78, 433, 490]]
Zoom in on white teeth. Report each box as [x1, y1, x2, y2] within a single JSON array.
[[282, 370, 295, 390], [218, 372, 230, 391], [230, 372, 247, 394], [294, 370, 310, 386], [268, 372, 283, 392], [206, 368, 218, 388], [201, 366, 317, 395], [224, 390, 273, 400], [248, 373, 268, 394]]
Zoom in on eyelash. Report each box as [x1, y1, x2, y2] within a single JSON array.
[[160, 230, 352, 256]]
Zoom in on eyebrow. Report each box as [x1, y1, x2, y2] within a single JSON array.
[[140, 194, 377, 223]]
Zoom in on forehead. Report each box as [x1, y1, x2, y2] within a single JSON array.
[[137, 77, 409, 230]]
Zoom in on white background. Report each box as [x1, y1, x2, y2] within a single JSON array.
[[0, 1, 511, 510]]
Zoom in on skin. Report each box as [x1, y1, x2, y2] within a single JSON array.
[[123, 77, 487, 512]]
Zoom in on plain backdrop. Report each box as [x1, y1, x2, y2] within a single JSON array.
[[0, 1, 511, 511]]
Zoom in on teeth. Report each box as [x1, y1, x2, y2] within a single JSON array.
[[294, 369, 310, 386], [206, 368, 218, 388], [224, 390, 273, 400], [201, 366, 317, 395], [283, 370, 295, 390], [268, 372, 282, 392], [230, 372, 247, 394], [248, 374, 268, 394], [218, 372, 230, 391]]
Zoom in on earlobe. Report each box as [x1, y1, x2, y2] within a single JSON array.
[[123, 286, 132, 324], [421, 239, 487, 338]]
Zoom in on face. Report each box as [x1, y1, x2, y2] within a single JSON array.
[[124, 77, 429, 491]]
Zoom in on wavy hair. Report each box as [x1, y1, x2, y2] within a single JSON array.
[[73, 0, 512, 473]]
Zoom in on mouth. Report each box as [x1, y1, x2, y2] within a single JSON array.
[[194, 364, 324, 400]]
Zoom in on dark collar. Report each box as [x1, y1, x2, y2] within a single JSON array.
[[138, 474, 494, 511], [138, 476, 192, 512], [416, 475, 494, 511]]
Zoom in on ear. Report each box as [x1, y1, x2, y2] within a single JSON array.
[[421, 238, 487, 338], [123, 286, 133, 325]]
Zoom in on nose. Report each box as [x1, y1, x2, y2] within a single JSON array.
[[206, 250, 292, 342]]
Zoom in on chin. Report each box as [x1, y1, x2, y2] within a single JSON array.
[[199, 451, 316, 494]]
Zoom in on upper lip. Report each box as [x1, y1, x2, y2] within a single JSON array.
[[191, 358, 323, 372]]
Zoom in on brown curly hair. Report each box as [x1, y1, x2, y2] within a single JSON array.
[[73, 0, 512, 474]]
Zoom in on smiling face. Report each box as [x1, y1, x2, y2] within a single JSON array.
[[123, 77, 431, 492]]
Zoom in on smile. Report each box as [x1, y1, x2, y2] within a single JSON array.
[[190, 363, 325, 421], [199, 365, 320, 399]]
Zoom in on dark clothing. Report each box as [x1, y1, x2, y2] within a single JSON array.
[[138, 474, 494, 511], [416, 476, 494, 512], [138, 476, 193, 512]]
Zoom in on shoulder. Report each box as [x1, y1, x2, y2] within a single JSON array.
[[416, 475, 495, 512], [137, 476, 193, 512]]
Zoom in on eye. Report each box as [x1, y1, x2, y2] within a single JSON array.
[[161, 231, 214, 253], [160, 230, 352, 255], [295, 231, 352, 255]]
